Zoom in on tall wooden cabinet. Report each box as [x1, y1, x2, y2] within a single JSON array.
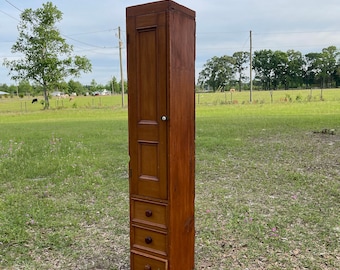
[[126, 1, 196, 269]]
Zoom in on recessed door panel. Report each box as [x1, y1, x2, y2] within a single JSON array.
[[128, 13, 167, 200], [138, 29, 157, 122], [139, 142, 158, 177], [137, 141, 164, 197]]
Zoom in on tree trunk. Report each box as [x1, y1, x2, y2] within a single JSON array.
[[238, 68, 242, 92], [43, 85, 49, 109]]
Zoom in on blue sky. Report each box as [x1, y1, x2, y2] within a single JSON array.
[[1, 0, 340, 85]]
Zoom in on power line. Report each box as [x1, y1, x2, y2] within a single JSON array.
[[198, 30, 249, 35], [2, 1, 117, 49], [4, 0, 22, 12], [67, 28, 118, 37], [61, 33, 116, 49], [253, 30, 340, 35], [0, 8, 19, 21]]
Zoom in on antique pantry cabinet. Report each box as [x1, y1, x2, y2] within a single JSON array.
[[126, 1, 196, 269]]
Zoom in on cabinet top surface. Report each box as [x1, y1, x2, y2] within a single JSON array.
[[126, 0, 195, 18]]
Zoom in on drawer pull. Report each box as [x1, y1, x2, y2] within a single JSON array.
[[145, 209, 153, 217], [144, 265, 151, 270], [145, 236, 153, 244]]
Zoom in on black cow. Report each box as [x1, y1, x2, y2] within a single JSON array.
[[32, 98, 38, 104]]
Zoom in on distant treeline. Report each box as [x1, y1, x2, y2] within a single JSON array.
[[0, 77, 127, 97], [198, 45, 340, 91]]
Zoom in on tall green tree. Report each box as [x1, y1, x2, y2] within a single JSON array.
[[253, 49, 275, 90], [253, 50, 304, 90], [68, 80, 85, 95], [271, 50, 288, 89], [286, 50, 304, 88], [319, 46, 339, 88], [232, 51, 250, 92], [18, 80, 32, 96], [0, 84, 9, 94], [304, 46, 339, 88], [89, 79, 98, 92], [106, 76, 120, 94], [3, 2, 92, 109], [334, 65, 340, 87], [304, 52, 321, 87], [198, 55, 235, 91]]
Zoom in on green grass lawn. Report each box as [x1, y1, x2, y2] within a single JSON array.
[[0, 92, 339, 269]]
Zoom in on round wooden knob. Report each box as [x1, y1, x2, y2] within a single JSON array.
[[144, 265, 151, 270], [145, 236, 153, 244], [145, 210, 152, 217]]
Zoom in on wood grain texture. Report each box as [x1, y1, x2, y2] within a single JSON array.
[[127, 1, 195, 269]]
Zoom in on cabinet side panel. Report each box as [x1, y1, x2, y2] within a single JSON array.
[[168, 8, 196, 270]]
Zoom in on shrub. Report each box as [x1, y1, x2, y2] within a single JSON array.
[[296, 94, 302, 102], [285, 94, 292, 102]]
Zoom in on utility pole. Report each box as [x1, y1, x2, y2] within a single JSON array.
[[249, 30, 253, 103], [118, 26, 124, 107]]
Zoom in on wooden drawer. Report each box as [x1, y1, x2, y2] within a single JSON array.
[[132, 251, 168, 270], [132, 225, 167, 256], [131, 199, 167, 229]]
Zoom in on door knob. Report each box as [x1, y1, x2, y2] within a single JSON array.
[[145, 236, 153, 244], [145, 210, 153, 217], [161, 115, 167, 121]]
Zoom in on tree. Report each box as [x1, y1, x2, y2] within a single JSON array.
[[68, 80, 85, 95], [304, 52, 321, 87], [319, 46, 339, 88], [286, 50, 304, 88], [271, 50, 288, 90], [55, 81, 69, 94], [8, 85, 17, 96], [106, 76, 120, 94], [198, 55, 235, 91], [18, 80, 32, 96], [253, 50, 275, 90], [303, 47, 339, 88], [334, 65, 340, 87], [89, 79, 98, 93], [3, 2, 92, 109], [232, 51, 249, 92], [253, 50, 303, 90], [0, 84, 9, 94]]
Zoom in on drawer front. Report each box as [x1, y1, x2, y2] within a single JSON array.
[[132, 251, 168, 270], [132, 226, 167, 256], [132, 200, 167, 228]]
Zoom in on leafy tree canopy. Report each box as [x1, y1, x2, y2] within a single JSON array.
[[199, 46, 340, 91], [3, 2, 92, 109]]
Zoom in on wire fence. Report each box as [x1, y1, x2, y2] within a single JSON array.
[[0, 94, 126, 113], [196, 88, 340, 105], [1, 89, 339, 113]]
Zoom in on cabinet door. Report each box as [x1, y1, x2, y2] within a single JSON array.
[[127, 12, 168, 200]]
